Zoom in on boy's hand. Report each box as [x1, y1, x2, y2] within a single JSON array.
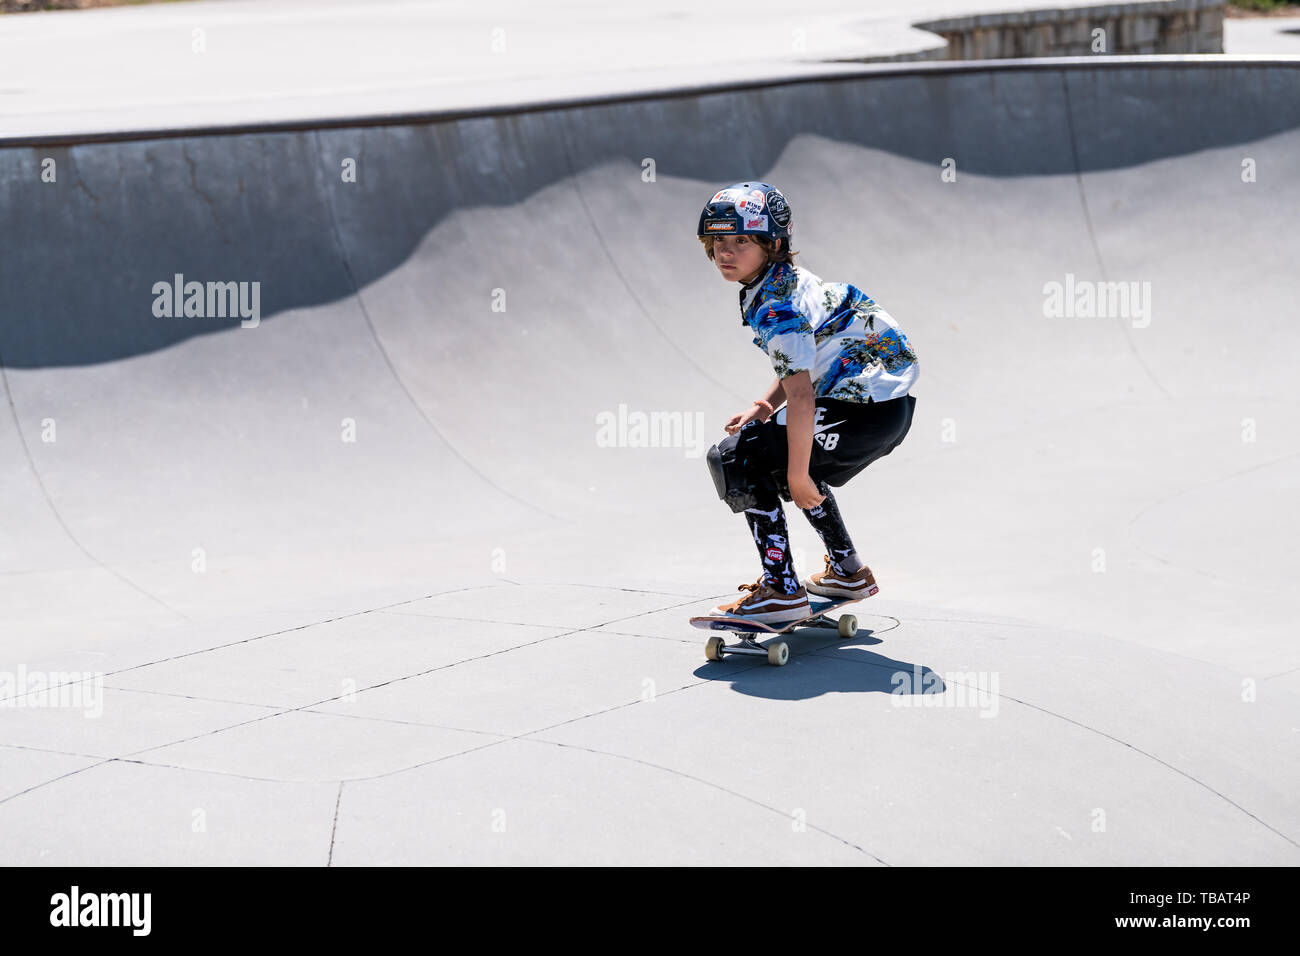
[[724, 404, 767, 435], [788, 472, 826, 510]]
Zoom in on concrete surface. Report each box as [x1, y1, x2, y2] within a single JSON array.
[[0, 0, 1228, 140], [1, 57, 1298, 864], [1225, 15, 1300, 55]]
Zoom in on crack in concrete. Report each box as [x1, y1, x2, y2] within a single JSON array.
[[0, 354, 188, 625], [1061, 68, 1172, 401], [181, 141, 223, 234], [556, 122, 739, 402], [7, 586, 1293, 862], [327, 781, 343, 867], [522, 737, 886, 864], [0, 590, 706, 804], [1124, 447, 1300, 593], [799, 650, 1300, 851], [312, 128, 562, 524], [0, 583, 488, 706]]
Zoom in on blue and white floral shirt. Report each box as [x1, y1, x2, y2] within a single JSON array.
[[740, 261, 918, 403]]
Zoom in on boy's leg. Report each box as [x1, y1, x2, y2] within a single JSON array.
[[799, 395, 914, 596], [709, 394, 915, 596], [801, 482, 864, 574], [743, 485, 802, 595]]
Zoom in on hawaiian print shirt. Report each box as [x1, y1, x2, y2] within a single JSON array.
[[740, 261, 918, 402]]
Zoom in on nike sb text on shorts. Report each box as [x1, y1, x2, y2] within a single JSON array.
[[753, 394, 916, 490]]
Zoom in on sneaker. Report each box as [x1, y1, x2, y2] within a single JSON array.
[[805, 554, 879, 599], [710, 576, 810, 624]]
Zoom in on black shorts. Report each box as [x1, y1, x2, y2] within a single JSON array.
[[721, 394, 916, 499]]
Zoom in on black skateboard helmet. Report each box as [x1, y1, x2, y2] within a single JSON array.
[[697, 181, 792, 241]]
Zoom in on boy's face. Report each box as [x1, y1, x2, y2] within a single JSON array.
[[712, 235, 767, 284]]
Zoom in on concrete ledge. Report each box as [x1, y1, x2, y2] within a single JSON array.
[[0, 0, 1244, 141], [6, 54, 1296, 149], [912, 0, 1225, 60]]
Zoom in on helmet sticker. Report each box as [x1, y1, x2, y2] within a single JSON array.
[[710, 188, 745, 206], [766, 189, 791, 228], [744, 216, 768, 231], [704, 219, 737, 232]]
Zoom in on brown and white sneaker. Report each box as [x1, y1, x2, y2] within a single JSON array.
[[710, 577, 810, 625], [805, 554, 879, 600]]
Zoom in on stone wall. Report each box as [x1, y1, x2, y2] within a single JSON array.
[[915, 0, 1225, 59]]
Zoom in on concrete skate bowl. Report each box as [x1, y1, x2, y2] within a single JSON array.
[[2, 58, 1296, 651], [1, 59, 1298, 866]]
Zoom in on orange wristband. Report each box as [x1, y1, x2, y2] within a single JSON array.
[[752, 399, 774, 420]]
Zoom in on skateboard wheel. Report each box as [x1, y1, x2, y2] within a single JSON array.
[[705, 635, 726, 661], [767, 641, 789, 666], [837, 614, 858, 638]]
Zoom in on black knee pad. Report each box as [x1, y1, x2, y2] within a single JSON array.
[[706, 421, 787, 513]]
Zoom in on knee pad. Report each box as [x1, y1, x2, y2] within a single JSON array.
[[706, 422, 786, 513], [706, 438, 756, 513]]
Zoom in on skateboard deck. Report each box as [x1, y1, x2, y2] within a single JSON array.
[[689, 594, 867, 666]]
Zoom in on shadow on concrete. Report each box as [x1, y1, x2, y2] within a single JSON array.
[[694, 627, 949, 701]]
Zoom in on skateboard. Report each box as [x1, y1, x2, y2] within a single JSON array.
[[689, 594, 866, 667]]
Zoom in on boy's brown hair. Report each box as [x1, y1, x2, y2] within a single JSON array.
[[699, 234, 798, 266]]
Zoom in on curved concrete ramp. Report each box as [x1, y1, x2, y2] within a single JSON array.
[[1, 60, 1297, 865]]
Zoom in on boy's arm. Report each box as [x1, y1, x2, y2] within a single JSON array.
[[756, 378, 786, 420], [782, 371, 824, 509]]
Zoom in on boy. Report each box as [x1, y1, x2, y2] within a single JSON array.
[[699, 182, 919, 623]]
